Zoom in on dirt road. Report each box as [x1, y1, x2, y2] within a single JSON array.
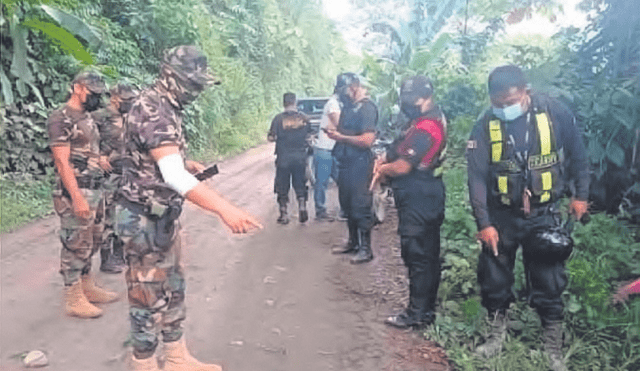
[[1, 143, 448, 371]]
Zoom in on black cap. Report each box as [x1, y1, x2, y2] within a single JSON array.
[[399, 75, 433, 105], [336, 72, 360, 89]]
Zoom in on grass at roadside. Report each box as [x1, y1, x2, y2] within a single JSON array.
[[0, 174, 55, 233]]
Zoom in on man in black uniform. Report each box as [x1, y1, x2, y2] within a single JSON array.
[[327, 73, 378, 264], [467, 65, 589, 371], [268, 92, 313, 224], [371, 76, 447, 328]]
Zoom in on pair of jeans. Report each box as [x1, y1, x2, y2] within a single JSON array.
[[313, 148, 337, 216]]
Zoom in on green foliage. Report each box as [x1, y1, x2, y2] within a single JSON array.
[[0, 174, 54, 233]]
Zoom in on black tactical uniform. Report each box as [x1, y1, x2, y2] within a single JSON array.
[[467, 92, 589, 323], [385, 104, 447, 327], [269, 109, 313, 223], [333, 96, 378, 262]]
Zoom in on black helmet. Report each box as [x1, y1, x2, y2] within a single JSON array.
[[526, 225, 574, 262]]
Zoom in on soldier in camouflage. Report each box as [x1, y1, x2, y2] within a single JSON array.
[[48, 71, 119, 319], [94, 84, 137, 274], [117, 45, 262, 371]]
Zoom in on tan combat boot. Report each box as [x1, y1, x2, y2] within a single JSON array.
[[81, 274, 119, 303], [163, 338, 222, 371], [130, 355, 161, 371], [65, 281, 103, 318]]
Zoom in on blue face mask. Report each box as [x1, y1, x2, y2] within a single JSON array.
[[493, 102, 525, 122]]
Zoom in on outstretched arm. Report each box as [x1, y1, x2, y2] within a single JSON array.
[[150, 145, 263, 233]]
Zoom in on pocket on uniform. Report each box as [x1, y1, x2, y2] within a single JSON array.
[[53, 193, 72, 216], [531, 167, 559, 197]]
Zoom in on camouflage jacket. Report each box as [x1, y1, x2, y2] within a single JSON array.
[[118, 83, 187, 207], [47, 104, 104, 188], [94, 107, 126, 164]]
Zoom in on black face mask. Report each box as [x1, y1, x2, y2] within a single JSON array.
[[83, 93, 102, 112], [118, 101, 133, 115], [400, 102, 422, 121]]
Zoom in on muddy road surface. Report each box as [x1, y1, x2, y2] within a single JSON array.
[[1, 143, 449, 371]]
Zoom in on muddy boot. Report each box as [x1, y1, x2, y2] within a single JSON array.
[[277, 202, 289, 225], [543, 321, 568, 371], [163, 338, 222, 371], [298, 197, 308, 223], [351, 229, 373, 264], [65, 281, 103, 318], [475, 310, 508, 358], [332, 220, 359, 254], [81, 274, 118, 304], [130, 355, 161, 371]]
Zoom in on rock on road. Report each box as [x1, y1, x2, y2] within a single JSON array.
[[1, 143, 449, 371]]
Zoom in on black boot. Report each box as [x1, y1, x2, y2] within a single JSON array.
[[351, 229, 373, 264], [277, 202, 289, 225], [100, 237, 125, 274], [298, 197, 308, 223], [384, 308, 435, 329], [332, 220, 359, 254]]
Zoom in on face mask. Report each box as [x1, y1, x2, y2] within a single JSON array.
[[493, 102, 524, 122], [118, 101, 133, 115], [83, 93, 102, 112], [401, 102, 422, 121]]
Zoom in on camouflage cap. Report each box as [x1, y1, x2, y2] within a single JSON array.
[[72, 71, 106, 94], [162, 45, 219, 86], [109, 83, 137, 101]]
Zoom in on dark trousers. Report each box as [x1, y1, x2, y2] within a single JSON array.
[[478, 206, 567, 324], [393, 177, 445, 315], [338, 154, 373, 231], [274, 155, 307, 204]]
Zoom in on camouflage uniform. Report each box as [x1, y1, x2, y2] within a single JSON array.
[[48, 72, 106, 286], [95, 85, 137, 272], [116, 46, 216, 357]]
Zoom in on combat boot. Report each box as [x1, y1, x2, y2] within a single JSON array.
[[163, 338, 222, 371], [81, 274, 119, 303], [351, 229, 373, 264], [298, 197, 308, 223], [332, 220, 359, 254], [277, 202, 289, 225], [65, 281, 103, 318], [475, 310, 508, 358], [543, 321, 568, 371], [130, 355, 161, 371]]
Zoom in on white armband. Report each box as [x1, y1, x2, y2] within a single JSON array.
[[156, 154, 200, 195]]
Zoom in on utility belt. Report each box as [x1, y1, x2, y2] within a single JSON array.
[[118, 197, 182, 249]]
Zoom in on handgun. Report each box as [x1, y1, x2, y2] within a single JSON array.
[[195, 164, 219, 181]]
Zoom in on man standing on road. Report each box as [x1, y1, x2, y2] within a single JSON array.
[[327, 73, 378, 264], [95, 83, 137, 274], [268, 92, 313, 225], [371, 76, 447, 329], [313, 76, 345, 222], [48, 71, 119, 319], [117, 45, 262, 371], [467, 65, 589, 371]]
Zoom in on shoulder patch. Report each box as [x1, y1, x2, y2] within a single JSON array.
[[467, 140, 477, 149]]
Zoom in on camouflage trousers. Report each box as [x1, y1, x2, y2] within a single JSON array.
[[52, 188, 104, 285], [101, 172, 122, 252], [115, 203, 186, 357]]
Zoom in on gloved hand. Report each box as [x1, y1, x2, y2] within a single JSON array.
[[569, 198, 588, 220], [477, 226, 499, 256]]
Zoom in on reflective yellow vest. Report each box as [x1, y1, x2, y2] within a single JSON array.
[[488, 110, 563, 206]]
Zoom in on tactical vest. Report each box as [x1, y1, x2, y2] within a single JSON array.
[[487, 106, 563, 207]]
